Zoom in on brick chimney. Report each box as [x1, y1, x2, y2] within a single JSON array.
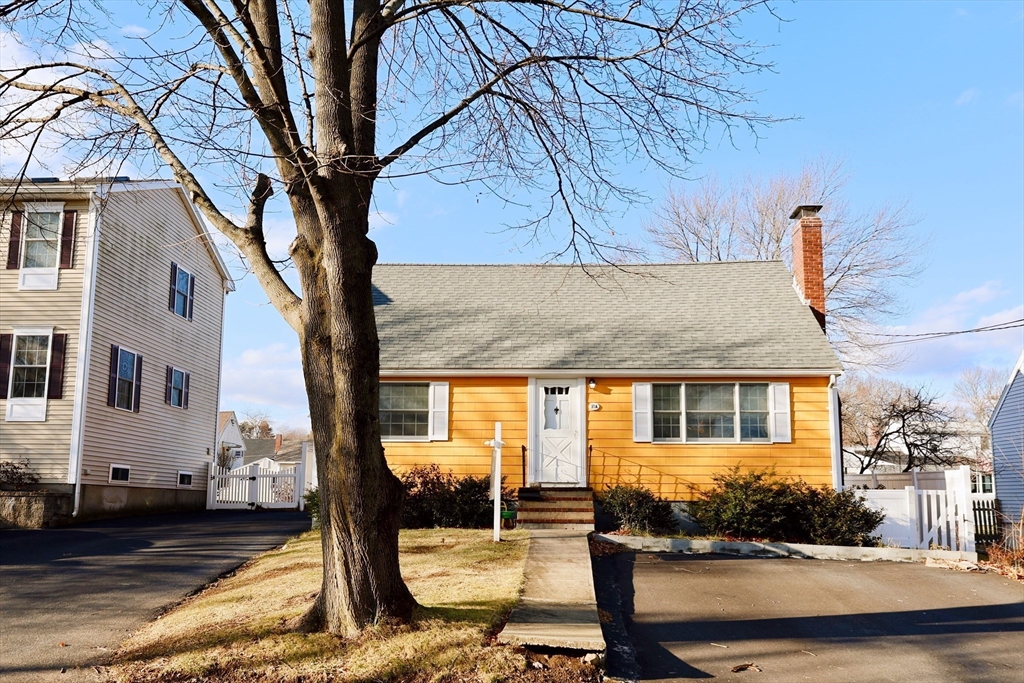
[[790, 204, 826, 330], [275, 433, 283, 454]]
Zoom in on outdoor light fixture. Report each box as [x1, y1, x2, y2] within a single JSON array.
[[588, 378, 597, 390]]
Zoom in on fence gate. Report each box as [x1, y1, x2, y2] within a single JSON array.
[[209, 460, 303, 510]]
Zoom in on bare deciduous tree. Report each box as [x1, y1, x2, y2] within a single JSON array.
[[238, 407, 276, 440], [644, 158, 923, 363], [840, 373, 968, 474], [1, 0, 777, 635], [953, 365, 1006, 464]]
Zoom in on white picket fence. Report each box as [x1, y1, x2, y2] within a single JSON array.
[[857, 465, 976, 551], [209, 457, 306, 510]]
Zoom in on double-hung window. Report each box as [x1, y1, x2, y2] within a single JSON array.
[[636, 382, 788, 444], [379, 382, 449, 442], [1, 328, 67, 422], [168, 263, 195, 320], [107, 345, 142, 413], [165, 366, 190, 409], [6, 202, 75, 290]]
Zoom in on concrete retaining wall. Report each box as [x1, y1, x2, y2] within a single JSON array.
[[594, 534, 979, 564], [77, 485, 206, 521]]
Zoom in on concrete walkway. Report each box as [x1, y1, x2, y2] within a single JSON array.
[[497, 530, 606, 651]]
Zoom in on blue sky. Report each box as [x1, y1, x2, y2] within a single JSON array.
[[221, 1, 1023, 429], [4, 2, 1022, 429]]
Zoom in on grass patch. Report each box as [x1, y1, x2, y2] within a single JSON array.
[[109, 529, 531, 682]]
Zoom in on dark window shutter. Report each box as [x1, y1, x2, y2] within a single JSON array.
[[187, 274, 195, 321], [47, 333, 67, 399], [168, 262, 178, 312], [0, 334, 12, 399], [182, 372, 190, 410], [132, 354, 143, 413], [59, 211, 77, 269], [165, 365, 173, 405], [107, 344, 119, 407], [6, 211, 23, 270]]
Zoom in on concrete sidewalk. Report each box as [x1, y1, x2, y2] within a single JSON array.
[[497, 530, 606, 651]]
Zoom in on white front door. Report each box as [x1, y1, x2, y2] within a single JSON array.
[[533, 379, 584, 484]]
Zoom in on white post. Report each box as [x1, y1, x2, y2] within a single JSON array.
[[912, 467, 919, 491], [205, 461, 216, 510], [905, 486, 919, 549], [297, 447, 307, 511], [485, 422, 505, 543], [953, 465, 976, 552]]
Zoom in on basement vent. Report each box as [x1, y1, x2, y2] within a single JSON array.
[[109, 465, 130, 483], [177, 471, 193, 488]]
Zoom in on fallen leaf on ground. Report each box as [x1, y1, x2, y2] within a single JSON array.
[[731, 663, 762, 672], [710, 643, 728, 648], [58, 642, 67, 647], [801, 650, 816, 657]]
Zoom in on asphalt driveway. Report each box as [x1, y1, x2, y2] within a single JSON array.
[[0, 510, 310, 682], [598, 552, 1024, 683]]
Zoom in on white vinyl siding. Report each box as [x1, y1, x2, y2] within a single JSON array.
[[80, 188, 226, 492], [0, 202, 88, 482]]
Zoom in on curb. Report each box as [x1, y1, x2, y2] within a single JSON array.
[[593, 534, 979, 564]]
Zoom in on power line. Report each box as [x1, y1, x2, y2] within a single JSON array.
[[869, 318, 1024, 347]]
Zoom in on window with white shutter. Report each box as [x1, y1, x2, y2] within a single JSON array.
[[632, 382, 652, 442], [769, 382, 792, 443]]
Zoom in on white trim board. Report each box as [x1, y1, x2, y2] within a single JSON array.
[[381, 368, 840, 378]]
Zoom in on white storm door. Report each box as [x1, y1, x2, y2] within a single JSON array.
[[535, 380, 582, 484]]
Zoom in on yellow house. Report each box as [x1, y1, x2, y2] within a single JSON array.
[[374, 206, 842, 529]]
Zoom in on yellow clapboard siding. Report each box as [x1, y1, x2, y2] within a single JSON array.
[[382, 375, 834, 499]]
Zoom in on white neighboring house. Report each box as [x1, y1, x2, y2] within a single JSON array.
[[0, 178, 233, 524], [990, 350, 1024, 533], [217, 411, 246, 469]]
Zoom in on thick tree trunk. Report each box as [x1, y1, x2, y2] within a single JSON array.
[[296, 195, 417, 636]]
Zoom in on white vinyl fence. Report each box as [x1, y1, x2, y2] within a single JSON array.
[[208, 450, 310, 510], [846, 470, 948, 491], [857, 465, 976, 551]]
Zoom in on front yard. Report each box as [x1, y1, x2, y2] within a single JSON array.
[[109, 528, 533, 682]]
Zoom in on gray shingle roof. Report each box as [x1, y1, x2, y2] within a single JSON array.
[[372, 262, 842, 373]]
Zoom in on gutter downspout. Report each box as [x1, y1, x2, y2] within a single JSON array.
[[70, 190, 103, 517], [828, 374, 843, 491]]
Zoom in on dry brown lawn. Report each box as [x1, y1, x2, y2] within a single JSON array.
[[108, 528, 534, 682]]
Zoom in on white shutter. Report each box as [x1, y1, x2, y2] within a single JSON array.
[[770, 382, 792, 443], [632, 382, 653, 443], [428, 382, 449, 441]]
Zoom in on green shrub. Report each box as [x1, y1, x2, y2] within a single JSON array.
[[599, 484, 677, 534], [400, 464, 509, 529], [688, 466, 884, 547], [303, 486, 320, 526]]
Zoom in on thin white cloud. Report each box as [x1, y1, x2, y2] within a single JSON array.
[[120, 25, 149, 38], [885, 282, 1023, 386], [369, 210, 398, 231], [221, 342, 309, 431], [954, 88, 977, 106]]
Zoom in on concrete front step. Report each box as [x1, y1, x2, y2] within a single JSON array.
[[518, 523, 596, 531], [518, 510, 594, 520], [517, 501, 594, 511]]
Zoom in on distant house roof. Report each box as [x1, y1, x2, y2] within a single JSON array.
[[372, 263, 842, 374], [218, 411, 234, 435], [243, 438, 277, 458]]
